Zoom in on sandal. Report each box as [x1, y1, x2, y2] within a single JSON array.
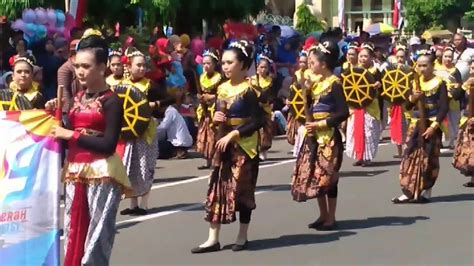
[[317, 222, 337, 231], [308, 219, 325, 229]]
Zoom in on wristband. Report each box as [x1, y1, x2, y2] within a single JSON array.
[[430, 121, 439, 129]]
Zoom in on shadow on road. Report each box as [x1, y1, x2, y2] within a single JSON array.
[[146, 203, 204, 214], [243, 231, 356, 251], [153, 176, 198, 184], [367, 161, 401, 167], [340, 170, 388, 178], [257, 184, 291, 192], [263, 157, 295, 162], [440, 152, 454, 157], [430, 193, 474, 203], [336, 216, 429, 230]]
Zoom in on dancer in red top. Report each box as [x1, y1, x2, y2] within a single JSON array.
[[47, 29, 130, 266]]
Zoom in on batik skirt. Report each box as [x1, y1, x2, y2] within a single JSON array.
[[453, 118, 474, 176], [291, 130, 343, 202], [196, 116, 217, 161], [123, 137, 158, 197], [260, 114, 273, 152], [346, 111, 381, 161], [399, 123, 442, 198], [62, 154, 129, 266], [287, 114, 297, 145], [205, 144, 259, 224]]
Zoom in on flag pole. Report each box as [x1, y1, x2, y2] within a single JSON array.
[[56, 86, 64, 123]]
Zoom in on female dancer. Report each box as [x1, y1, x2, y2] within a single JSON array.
[[291, 40, 349, 231], [191, 40, 263, 253], [346, 42, 383, 166], [342, 42, 359, 71], [390, 44, 411, 158], [251, 54, 275, 161], [9, 54, 45, 108], [47, 30, 131, 266], [339, 42, 359, 141], [106, 49, 124, 87], [453, 60, 474, 187], [119, 48, 163, 215], [287, 51, 308, 155], [436, 46, 463, 149], [196, 48, 223, 169], [392, 49, 449, 203]]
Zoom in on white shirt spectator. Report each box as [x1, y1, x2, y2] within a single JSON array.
[[454, 47, 474, 82], [157, 105, 193, 148]]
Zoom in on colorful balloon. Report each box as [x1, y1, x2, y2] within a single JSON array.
[[37, 25, 47, 38], [22, 9, 37, 23], [46, 9, 56, 26], [11, 19, 26, 31], [55, 10, 66, 27], [24, 23, 38, 37], [35, 8, 47, 24]]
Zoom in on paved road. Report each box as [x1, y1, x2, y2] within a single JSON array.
[[68, 136, 474, 265]]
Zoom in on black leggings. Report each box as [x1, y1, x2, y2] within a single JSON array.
[[239, 209, 252, 224], [327, 184, 338, 199]]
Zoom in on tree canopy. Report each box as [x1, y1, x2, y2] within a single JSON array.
[[295, 3, 324, 35], [0, 0, 265, 34], [463, 2, 474, 22], [404, 0, 472, 33]]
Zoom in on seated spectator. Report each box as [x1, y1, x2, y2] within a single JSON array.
[[179, 93, 198, 144], [157, 103, 193, 159]]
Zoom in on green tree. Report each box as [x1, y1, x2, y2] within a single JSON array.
[[463, 2, 474, 22], [295, 3, 324, 35], [405, 0, 471, 33], [0, 0, 64, 19]]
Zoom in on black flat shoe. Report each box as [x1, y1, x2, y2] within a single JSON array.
[[120, 207, 139, 215], [317, 223, 337, 231], [392, 197, 410, 204], [362, 161, 372, 167], [463, 182, 474, 188], [353, 160, 363, 167], [191, 242, 221, 254], [409, 196, 430, 204], [131, 208, 148, 216], [197, 165, 211, 170], [308, 219, 325, 229], [232, 241, 248, 252]]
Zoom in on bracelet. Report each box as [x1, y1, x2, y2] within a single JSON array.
[[71, 131, 81, 142], [229, 130, 240, 140], [430, 121, 439, 129], [317, 120, 327, 129]]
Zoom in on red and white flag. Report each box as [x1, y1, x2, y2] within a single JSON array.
[[393, 0, 403, 30], [338, 0, 345, 31], [69, 0, 87, 27]]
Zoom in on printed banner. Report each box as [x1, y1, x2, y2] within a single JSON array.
[[0, 110, 61, 266]]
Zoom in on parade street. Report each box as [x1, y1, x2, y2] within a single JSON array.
[[99, 136, 474, 266]]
